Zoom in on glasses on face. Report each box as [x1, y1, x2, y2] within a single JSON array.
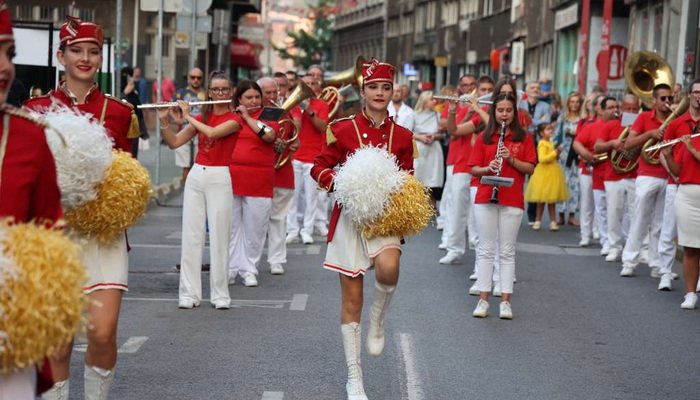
[[209, 87, 231, 94], [691, 91, 700, 97], [189, 75, 203, 80], [658, 96, 673, 102]]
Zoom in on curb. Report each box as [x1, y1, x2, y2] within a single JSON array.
[[148, 177, 183, 208]]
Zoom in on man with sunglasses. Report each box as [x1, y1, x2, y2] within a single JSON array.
[[173, 68, 206, 183], [619, 84, 673, 278]]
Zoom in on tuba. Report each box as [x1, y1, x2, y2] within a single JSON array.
[[274, 81, 315, 169], [610, 51, 676, 173], [321, 56, 366, 119]]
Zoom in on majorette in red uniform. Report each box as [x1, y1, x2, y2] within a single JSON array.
[[23, 16, 137, 400], [467, 92, 536, 320], [311, 58, 415, 400], [594, 96, 640, 264], [157, 70, 239, 310], [0, 4, 63, 398], [286, 73, 330, 245], [227, 80, 277, 287], [262, 75, 301, 276], [662, 78, 700, 309], [619, 84, 674, 278]]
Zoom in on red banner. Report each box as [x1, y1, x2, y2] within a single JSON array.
[[578, 0, 590, 94], [598, 0, 613, 91]]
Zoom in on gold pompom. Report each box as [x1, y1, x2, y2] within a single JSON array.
[[65, 150, 152, 243], [361, 173, 434, 238], [0, 221, 88, 373]]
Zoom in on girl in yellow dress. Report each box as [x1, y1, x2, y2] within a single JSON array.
[[525, 123, 569, 231]]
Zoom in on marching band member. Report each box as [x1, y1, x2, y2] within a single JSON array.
[[260, 77, 301, 275], [468, 93, 536, 319], [573, 95, 599, 246], [157, 70, 239, 309], [594, 95, 640, 268], [0, 4, 62, 398], [227, 80, 276, 287], [286, 70, 330, 245], [439, 76, 493, 265], [620, 84, 673, 275], [661, 90, 700, 309], [573, 95, 610, 254], [311, 59, 414, 400], [24, 16, 139, 400], [656, 79, 700, 291]]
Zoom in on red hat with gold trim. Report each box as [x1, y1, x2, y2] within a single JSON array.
[[0, 1, 14, 43], [362, 58, 395, 85], [60, 16, 104, 47]]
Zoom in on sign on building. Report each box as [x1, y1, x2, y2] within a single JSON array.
[[510, 41, 524, 75]]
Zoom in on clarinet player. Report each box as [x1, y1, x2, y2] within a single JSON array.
[[468, 93, 536, 319]]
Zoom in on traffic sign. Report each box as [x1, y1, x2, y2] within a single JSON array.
[[174, 32, 208, 50], [140, 0, 183, 12], [176, 14, 212, 33], [181, 0, 213, 14]]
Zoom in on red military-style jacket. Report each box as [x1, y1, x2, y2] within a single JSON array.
[[311, 109, 416, 242], [24, 82, 137, 154]]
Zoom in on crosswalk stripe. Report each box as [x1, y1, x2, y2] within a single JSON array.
[[261, 392, 283, 400]]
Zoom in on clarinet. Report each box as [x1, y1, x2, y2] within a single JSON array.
[[489, 120, 508, 204]]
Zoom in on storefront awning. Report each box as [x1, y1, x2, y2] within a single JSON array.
[[230, 38, 261, 69]]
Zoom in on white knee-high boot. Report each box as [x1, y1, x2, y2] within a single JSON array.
[[42, 379, 69, 400], [366, 282, 396, 357], [341, 322, 368, 400], [84, 365, 114, 400]]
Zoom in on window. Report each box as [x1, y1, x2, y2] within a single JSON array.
[[427, 1, 437, 29], [145, 33, 154, 56], [163, 34, 172, 58], [459, 0, 478, 19], [13, 5, 34, 20], [39, 6, 52, 21], [415, 5, 425, 37], [482, 0, 493, 16], [400, 13, 413, 35], [388, 18, 400, 37], [442, 1, 458, 26]]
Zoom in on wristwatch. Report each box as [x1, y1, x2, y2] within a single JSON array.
[[308, 110, 316, 118]]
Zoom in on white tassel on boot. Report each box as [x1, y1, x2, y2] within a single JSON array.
[[341, 322, 368, 400], [84, 365, 114, 400], [366, 282, 396, 356], [41, 379, 69, 400]]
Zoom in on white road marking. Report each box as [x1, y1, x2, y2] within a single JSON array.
[[131, 244, 320, 255], [74, 336, 148, 354], [398, 333, 423, 400], [289, 294, 308, 311], [261, 392, 284, 400]]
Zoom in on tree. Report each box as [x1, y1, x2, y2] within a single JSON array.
[[274, 0, 334, 70]]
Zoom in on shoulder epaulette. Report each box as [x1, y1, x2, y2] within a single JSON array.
[[104, 94, 135, 111], [326, 115, 355, 145], [329, 115, 354, 126], [2, 105, 49, 128]]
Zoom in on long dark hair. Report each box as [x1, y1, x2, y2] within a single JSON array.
[[233, 79, 263, 108], [482, 93, 526, 145], [201, 70, 232, 124], [492, 76, 518, 99]]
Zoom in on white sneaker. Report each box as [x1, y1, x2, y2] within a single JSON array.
[[300, 232, 314, 244], [600, 245, 610, 256], [439, 252, 462, 265], [681, 292, 697, 310], [468, 283, 479, 296], [620, 266, 635, 277], [499, 301, 513, 319], [228, 273, 236, 285], [513, 276, 517, 283], [438, 242, 447, 250], [650, 267, 661, 279], [178, 299, 197, 309], [285, 233, 299, 244], [605, 249, 621, 262], [696, 279, 700, 292], [658, 274, 672, 291], [315, 224, 329, 236], [472, 299, 489, 318], [579, 238, 590, 247], [468, 241, 476, 250], [493, 282, 502, 297], [270, 264, 285, 275], [436, 222, 444, 231], [639, 249, 649, 264], [593, 230, 600, 240], [213, 300, 231, 309], [242, 272, 258, 287], [469, 272, 478, 281]]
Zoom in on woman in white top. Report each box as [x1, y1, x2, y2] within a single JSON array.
[[412, 91, 445, 207]]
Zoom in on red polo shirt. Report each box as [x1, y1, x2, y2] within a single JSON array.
[[665, 111, 699, 184], [575, 119, 607, 190], [293, 99, 330, 163], [599, 119, 637, 181], [229, 110, 276, 198], [630, 109, 668, 179], [674, 134, 700, 185], [193, 112, 239, 166]]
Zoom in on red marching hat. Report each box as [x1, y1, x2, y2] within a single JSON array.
[[60, 16, 104, 47], [0, 1, 14, 43], [362, 58, 396, 85]]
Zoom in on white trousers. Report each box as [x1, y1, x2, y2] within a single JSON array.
[[474, 204, 523, 294], [229, 195, 273, 276], [439, 165, 454, 245], [579, 170, 595, 241], [179, 164, 232, 304], [471, 186, 500, 280], [0, 368, 35, 400], [658, 184, 678, 275], [593, 189, 608, 249], [267, 187, 294, 266], [622, 176, 666, 269], [445, 172, 473, 256], [315, 191, 330, 228], [604, 179, 636, 252], [287, 160, 317, 236]]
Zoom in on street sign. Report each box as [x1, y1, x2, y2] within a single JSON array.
[[237, 23, 264, 43], [176, 14, 212, 33], [175, 32, 208, 50], [140, 0, 183, 12], [181, 0, 213, 14], [510, 41, 525, 75]]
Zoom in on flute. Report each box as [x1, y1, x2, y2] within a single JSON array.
[[644, 132, 700, 152], [490, 120, 507, 204], [137, 100, 233, 109]]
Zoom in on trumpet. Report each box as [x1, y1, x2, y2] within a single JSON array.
[[433, 95, 493, 105], [643, 132, 700, 152], [137, 99, 232, 109]]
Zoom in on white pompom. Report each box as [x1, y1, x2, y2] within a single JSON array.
[[334, 146, 405, 226], [39, 106, 114, 210]]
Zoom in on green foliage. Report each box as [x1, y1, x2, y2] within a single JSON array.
[[274, 0, 335, 70]]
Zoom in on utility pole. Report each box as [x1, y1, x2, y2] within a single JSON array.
[[115, 0, 123, 94], [190, 0, 197, 69], [155, 0, 164, 185]]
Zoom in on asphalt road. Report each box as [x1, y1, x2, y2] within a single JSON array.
[[64, 192, 700, 400]]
